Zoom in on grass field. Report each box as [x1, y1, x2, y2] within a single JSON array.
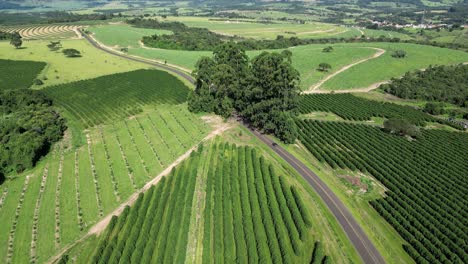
[[0, 59, 45, 90], [320, 42, 468, 90], [0, 104, 210, 264], [0, 39, 146, 87], [44, 69, 190, 128]]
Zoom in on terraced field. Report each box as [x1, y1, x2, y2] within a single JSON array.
[[0, 105, 210, 264], [0, 25, 82, 40]]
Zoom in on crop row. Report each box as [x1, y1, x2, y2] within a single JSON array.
[[297, 119, 468, 263], [299, 94, 456, 127], [44, 69, 190, 128], [89, 148, 201, 263], [202, 143, 319, 263]]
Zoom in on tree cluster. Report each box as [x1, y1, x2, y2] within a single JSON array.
[[188, 43, 300, 143], [0, 89, 66, 181], [7, 32, 22, 49], [381, 64, 468, 107], [383, 118, 421, 138]]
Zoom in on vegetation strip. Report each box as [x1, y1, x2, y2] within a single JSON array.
[[30, 165, 49, 264], [86, 133, 105, 217]]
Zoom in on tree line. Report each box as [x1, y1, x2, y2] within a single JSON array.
[[188, 42, 300, 143], [129, 18, 468, 51], [0, 89, 66, 183], [381, 64, 468, 107]]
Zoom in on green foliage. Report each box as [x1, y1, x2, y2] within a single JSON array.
[[44, 69, 190, 128], [62, 48, 81, 58], [202, 143, 324, 263], [189, 43, 300, 143], [0, 59, 46, 90], [381, 64, 468, 107], [299, 94, 460, 128], [391, 49, 406, 58], [322, 46, 334, 52], [9, 35, 22, 49], [423, 102, 445, 115], [383, 118, 421, 138], [317, 63, 331, 72], [297, 120, 468, 263], [89, 148, 201, 263], [0, 89, 66, 177], [47, 41, 62, 52]]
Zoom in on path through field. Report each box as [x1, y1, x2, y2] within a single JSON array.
[[304, 48, 385, 93], [46, 121, 231, 264]]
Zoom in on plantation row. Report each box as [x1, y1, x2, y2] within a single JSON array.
[[0, 25, 80, 39], [0, 59, 46, 90], [296, 120, 468, 264], [89, 147, 201, 264], [0, 108, 209, 263], [202, 143, 323, 263], [76, 142, 328, 263], [298, 94, 456, 128], [44, 69, 190, 128]]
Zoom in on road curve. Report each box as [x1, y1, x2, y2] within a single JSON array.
[[81, 32, 385, 264], [80, 29, 195, 84]]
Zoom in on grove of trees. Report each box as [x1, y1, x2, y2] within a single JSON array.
[[188, 43, 301, 143], [381, 64, 468, 107], [0, 89, 66, 181]]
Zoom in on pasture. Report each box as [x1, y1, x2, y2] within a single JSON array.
[[44, 69, 190, 128], [0, 105, 210, 264], [0, 59, 45, 90], [0, 39, 146, 87], [320, 42, 468, 90]]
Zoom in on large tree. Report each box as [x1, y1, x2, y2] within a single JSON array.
[[188, 42, 300, 143]]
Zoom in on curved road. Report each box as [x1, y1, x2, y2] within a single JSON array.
[[81, 31, 385, 264]]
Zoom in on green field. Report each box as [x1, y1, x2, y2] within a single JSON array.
[[0, 104, 210, 264], [320, 42, 468, 90], [44, 69, 190, 128], [0, 59, 45, 90], [89, 24, 172, 48], [0, 39, 146, 87]]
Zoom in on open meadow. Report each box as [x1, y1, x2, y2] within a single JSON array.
[[0, 39, 146, 87]]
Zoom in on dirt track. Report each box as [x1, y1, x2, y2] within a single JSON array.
[[304, 47, 385, 93]]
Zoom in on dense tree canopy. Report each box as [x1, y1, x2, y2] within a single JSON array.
[[381, 64, 468, 107], [0, 89, 66, 181], [188, 43, 300, 143]]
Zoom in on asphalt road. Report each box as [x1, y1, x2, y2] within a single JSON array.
[[82, 31, 385, 264]]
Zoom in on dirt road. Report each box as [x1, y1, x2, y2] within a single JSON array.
[[304, 47, 385, 93]]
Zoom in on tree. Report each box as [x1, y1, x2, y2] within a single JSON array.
[[423, 102, 445, 115], [188, 43, 300, 143], [318, 63, 331, 72], [392, 50, 406, 58], [10, 37, 22, 49], [383, 118, 421, 138], [47, 41, 62, 51], [322, 46, 333, 52], [62, 48, 81, 57]]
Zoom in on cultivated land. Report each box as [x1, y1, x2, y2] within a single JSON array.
[[0, 25, 82, 40], [0, 59, 45, 90], [0, 103, 211, 263], [0, 39, 146, 87]]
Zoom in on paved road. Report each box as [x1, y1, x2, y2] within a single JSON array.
[[82, 32, 385, 264]]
